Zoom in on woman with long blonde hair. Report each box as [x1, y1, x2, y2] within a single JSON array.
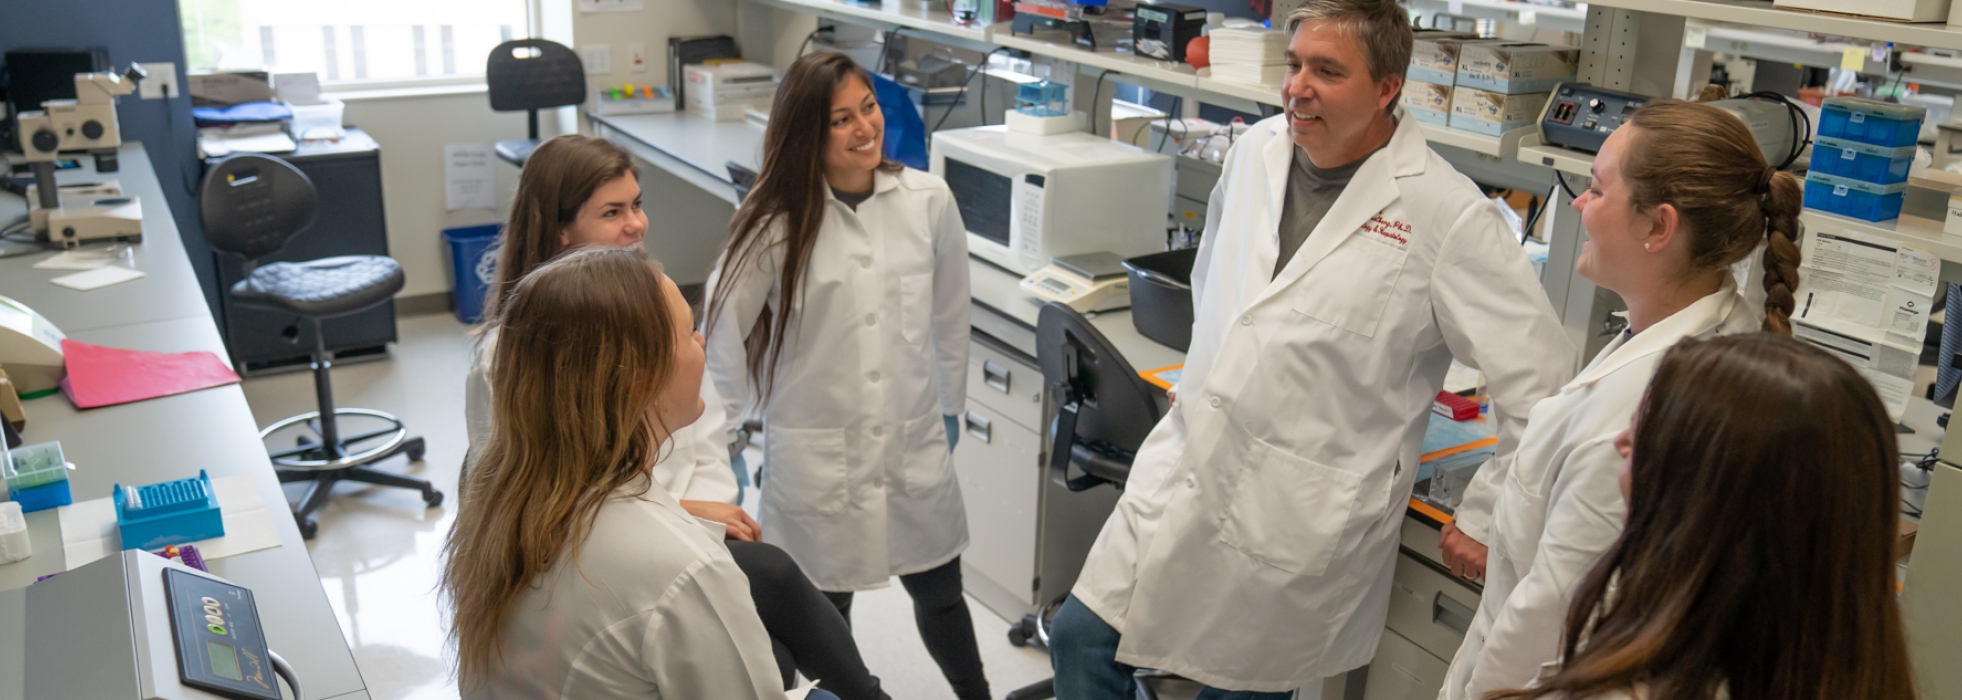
[[441, 247, 831, 699]]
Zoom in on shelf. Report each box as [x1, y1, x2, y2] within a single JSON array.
[[1515, 132, 1595, 175], [1419, 123, 1540, 158], [1406, 0, 1590, 34], [748, 0, 1001, 47], [1192, 72, 1284, 107], [1585, 0, 1962, 52], [1801, 210, 1962, 265], [991, 32, 1201, 88]]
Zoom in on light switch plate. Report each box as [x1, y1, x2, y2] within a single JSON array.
[[628, 42, 648, 73], [136, 62, 177, 99], [582, 44, 612, 75]]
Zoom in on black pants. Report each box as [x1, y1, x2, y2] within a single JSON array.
[[727, 540, 890, 700], [823, 557, 991, 700]]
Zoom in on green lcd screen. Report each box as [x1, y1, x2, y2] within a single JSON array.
[[207, 640, 242, 681]]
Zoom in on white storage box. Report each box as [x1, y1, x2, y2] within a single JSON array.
[[685, 62, 779, 121], [1456, 43, 1577, 94], [286, 98, 345, 140], [1402, 81, 1453, 126], [1407, 35, 1487, 86], [1777, 0, 1951, 23], [1448, 86, 1548, 136]]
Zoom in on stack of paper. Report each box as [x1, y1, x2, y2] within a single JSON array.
[[59, 339, 240, 409], [1209, 27, 1290, 86]]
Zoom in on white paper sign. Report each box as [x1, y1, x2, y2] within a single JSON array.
[[445, 144, 496, 211], [1791, 225, 1940, 420]]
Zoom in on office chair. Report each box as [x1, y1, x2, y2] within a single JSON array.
[[199, 154, 438, 540], [486, 39, 586, 167], [1005, 302, 1174, 700]]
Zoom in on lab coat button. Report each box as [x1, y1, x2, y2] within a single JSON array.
[[869, 371, 881, 382], [872, 426, 885, 437], [1240, 315, 1252, 326], [865, 314, 877, 326], [860, 259, 872, 269], [1185, 475, 1196, 489], [1209, 396, 1222, 408]]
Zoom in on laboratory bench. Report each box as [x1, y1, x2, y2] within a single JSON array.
[[0, 144, 370, 700]]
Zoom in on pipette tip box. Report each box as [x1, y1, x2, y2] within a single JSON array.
[[114, 469, 225, 551], [4, 441, 72, 513]]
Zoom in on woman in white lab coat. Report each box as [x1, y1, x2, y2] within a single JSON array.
[[701, 52, 982, 699], [462, 135, 887, 700], [1487, 334, 1915, 700], [1439, 100, 1806, 700], [440, 247, 834, 700]]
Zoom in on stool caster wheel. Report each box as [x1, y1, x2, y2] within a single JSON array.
[[297, 435, 315, 447], [296, 516, 318, 540], [424, 489, 444, 508], [1008, 615, 1038, 647]]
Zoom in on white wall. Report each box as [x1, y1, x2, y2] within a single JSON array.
[[572, 0, 738, 98], [340, 90, 545, 299]]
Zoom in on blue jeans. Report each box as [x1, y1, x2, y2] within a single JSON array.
[[808, 691, 841, 700], [1049, 595, 1297, 700]]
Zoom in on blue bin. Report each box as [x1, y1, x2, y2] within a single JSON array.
[[443, 224, 503, 324], [1819, 97, 1925, 149], [1805, 172, 1905, 222], [1811, 136, 1916, 185]]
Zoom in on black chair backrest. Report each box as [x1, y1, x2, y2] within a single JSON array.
[[1036, 302, 1164, 490], [487, 40, 587, 115], [198, 154, 317, 262], [726, 162, 758, 203]]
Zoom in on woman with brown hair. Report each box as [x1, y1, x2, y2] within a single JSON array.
[[703, 52, 984, 699], [441, 247, 834, 698], [461, 135, 888, 699], [1440, 100, 1805, 700], [1490, 333, 1916, 700]]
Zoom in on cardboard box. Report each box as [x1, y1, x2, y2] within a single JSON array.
[[1456, 43, 1577, 94], [1401, 81, 1453, 126], [685, 62, 779, 122], [1407, 35, 1488, 86], [1778, 0, 1951, 22], [187, 71, 272, 107], [1448, 86, 1548, 136]]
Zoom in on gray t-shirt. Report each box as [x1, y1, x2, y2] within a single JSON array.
[[1273, 144, 1381, 278], [832, 186, 874, 212]]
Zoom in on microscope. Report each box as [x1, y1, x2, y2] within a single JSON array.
[[14, 64, 148, 248]]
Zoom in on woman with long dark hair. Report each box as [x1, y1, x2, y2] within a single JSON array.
[[702, 52, 984, 699], [1489, 333, 1916, 700], [1441, 100, 1805, 700]]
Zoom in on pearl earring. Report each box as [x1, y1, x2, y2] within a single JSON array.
[[1644, 242, 1652, 251]]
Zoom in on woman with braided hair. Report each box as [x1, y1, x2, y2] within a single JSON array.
[[1437, 99, 1803, 700]]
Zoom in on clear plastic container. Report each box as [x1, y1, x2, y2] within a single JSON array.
[[1810, 136, 1916, 185], [2, 441, 68, 490], [1805, 171, 1907, 222], [1819, 97, 1926, 149]]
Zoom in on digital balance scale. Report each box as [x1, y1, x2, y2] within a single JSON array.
[[1019, 252, 1131, 313], [0, 549, 300, 699]]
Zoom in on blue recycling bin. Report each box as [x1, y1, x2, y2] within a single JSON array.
[[443, 224, 503, 324]]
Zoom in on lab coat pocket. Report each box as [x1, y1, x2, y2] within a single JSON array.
[[1291, 237, 1407, 338], [899, 412, 955, 497], [1218, 437, 1364, 576], [900, 273, 932, 347], [762, 426, 849, 516]]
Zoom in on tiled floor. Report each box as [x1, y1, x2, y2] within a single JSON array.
[[240, 313, 1052, 700]]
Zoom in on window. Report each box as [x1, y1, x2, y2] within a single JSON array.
[[180, 0, 532, 88]]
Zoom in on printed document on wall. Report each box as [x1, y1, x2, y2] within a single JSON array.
[[1791, 225, 1939, 420], [445, 144, 496, 211]]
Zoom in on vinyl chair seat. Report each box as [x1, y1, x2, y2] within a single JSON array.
[[230, 255, 404, 318], [495, 138, 541, 167]]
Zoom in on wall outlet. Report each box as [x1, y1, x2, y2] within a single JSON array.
[[136, 62, 178, 100], [582, 44, 612, 75], [629, 43, 647, 73]]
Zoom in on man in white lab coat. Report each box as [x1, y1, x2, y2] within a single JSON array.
[[1047, 0, 1578, 695]]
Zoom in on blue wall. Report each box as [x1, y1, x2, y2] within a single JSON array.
[[2, 0, 218, 319]]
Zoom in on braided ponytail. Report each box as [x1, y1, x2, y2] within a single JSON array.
[[1622, 100, 1805, 335], [1759, 171, 1802, 334]]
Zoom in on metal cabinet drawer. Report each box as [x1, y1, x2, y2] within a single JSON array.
[[1385, 550, 1482, 660], [1363, 628, 1452, 700], [968, 338, 1043, 432], [952, 399, 1041, 619]]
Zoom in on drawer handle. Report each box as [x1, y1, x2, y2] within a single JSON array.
[[965, 411, 992, 444], [983, 360, 1011, 394], [1433, 592, 1473, 636]]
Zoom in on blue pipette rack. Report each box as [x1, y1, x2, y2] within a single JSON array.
[[114, 469, 225, 551]]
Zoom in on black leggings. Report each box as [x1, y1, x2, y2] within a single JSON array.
[[822, 557, 991, 700], [727, 540, 890, 700]]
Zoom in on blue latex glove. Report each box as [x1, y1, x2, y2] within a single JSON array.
[[730, 451, 750, 506], [945, 414, 961, 452]]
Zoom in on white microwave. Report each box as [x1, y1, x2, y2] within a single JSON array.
[[930, 126, 1173, 275]]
